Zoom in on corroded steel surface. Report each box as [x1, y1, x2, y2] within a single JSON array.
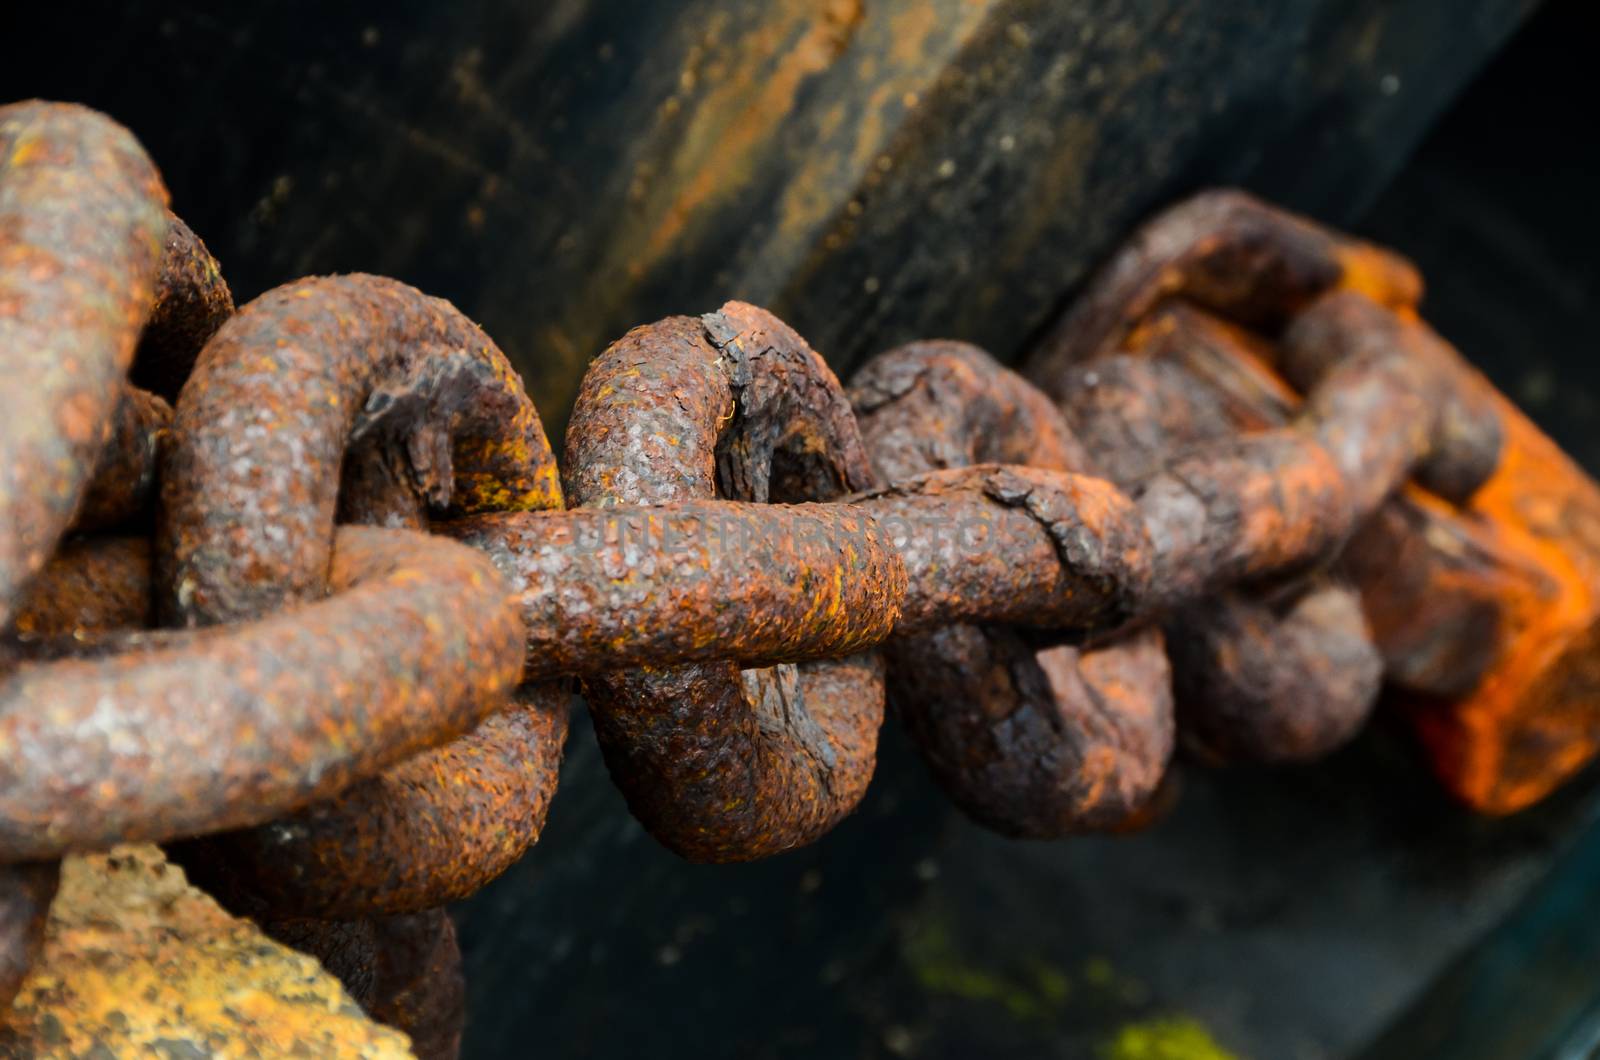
[[5, 99, 1600, 1041], [71, 385, 171, 533], [850, 340, 1173, 835], [0, 101, 167, 626], [449, 503, 904, 675], [855, 464, 1151, 634], [1028, 189, 1600, 812], [161, 283, 563, 921], [1056, 352, 1382, 764], [565, 302, 898, 862], [160, 272, 562, 628], [176, 682, 569, 919], [0, 526, 524, 860], [1028, 189, 1422, 374], [9, 535, 152, 639]]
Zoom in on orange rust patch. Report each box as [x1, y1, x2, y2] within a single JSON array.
[[0, 847, 411, 1057]]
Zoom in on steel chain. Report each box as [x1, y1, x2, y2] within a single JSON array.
[[5, 102, 1600, 1057]]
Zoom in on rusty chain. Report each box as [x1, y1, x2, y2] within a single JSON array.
[[4, 100, 1600, 1056]]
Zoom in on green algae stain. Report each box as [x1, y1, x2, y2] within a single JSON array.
[[902, 919, 1072, 1021], [1099, 1016, 1240, 1060]]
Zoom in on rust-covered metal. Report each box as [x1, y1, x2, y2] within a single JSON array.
[[1284, 290, 1503, 505], [447, 502, 903, 675], [1055, 351, 1382, 764], [850, 340, 1173, 835], [9, 535, 153, 639], [159, 272, 562, 628], [0, 100, 167, 626], [70, 384, 172, 534], [1127, 295, 1600, 800], [1289, 296, 1600, 812], [8, 97, 1600, 1041], [0, 847, 413, 1057], [130, 211, 235, 401], [175, 682, 569, 919], [1029, 189, 1600, 812], [367, 910, 467, 1060], [855, 464, 1151, 635], [564, 302, 900, 861], [1028, 188, 1422, 374], [155, 273, 565, 926], [0, 526, 524, 861]]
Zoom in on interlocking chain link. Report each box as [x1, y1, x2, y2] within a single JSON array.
[[5, 102, 1600, 1057]]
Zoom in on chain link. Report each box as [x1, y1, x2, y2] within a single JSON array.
[[5, 102, 1600, 1056]]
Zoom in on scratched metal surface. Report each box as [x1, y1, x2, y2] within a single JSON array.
[[2, 1, 1586, 1058]]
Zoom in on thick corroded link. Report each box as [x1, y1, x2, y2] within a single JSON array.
[[1047, 281, 1494, 608], [1057, 353, 1381, 763], [1039, 190, 1600, 813], [1030, 192, 1497, 566], [1029, 188, 1422, 379], [1134, 430, 1354, 607], [0, 526, 525, 861], [171, 682, 567, 920], [130, 211, 235, 400], [854, 464, 1150, 634], [0, 101, 168, 624], [56, 212, 228, 537], [446, 503, 904, 675], [1284, 290, 1503, 504], [850, 341, 1174, 836], [1285, 295, 1600, 812], [565, 302, 897, 862], [159, 272, 562, 628], [160, 277, 566, 920], [0, 861, 57, 1010]]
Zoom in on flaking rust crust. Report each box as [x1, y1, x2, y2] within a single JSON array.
[[0, 101, 167, 626], [853, 464, 1151, 634], [0, 846, 412, 1057], [1056, 353, 1381, 764], [849, 340, 1174, 836], [565, 301, 902, 861], [0, 526, 525, 861], [129, 211, 235, 401]]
